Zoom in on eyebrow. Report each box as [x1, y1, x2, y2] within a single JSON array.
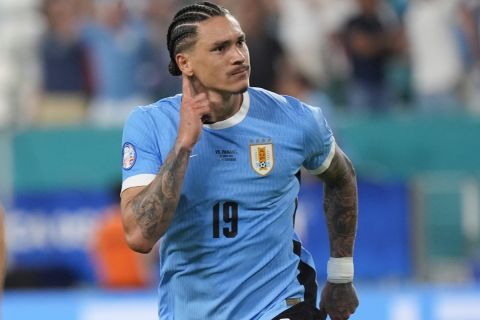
[[211, 34, 245, 48]]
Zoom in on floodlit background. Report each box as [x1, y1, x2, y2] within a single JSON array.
[[1, 0, 480, 319]]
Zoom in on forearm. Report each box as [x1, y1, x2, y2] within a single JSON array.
[[128, 144, 191, 250], [323, 160, 358, 257]]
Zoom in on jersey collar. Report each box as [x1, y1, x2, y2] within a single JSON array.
[[203, 90, 250, 130]]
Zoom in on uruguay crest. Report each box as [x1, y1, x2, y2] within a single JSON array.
[[250, 143, 274, 176]]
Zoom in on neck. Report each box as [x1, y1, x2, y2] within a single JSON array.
[[207, 90, 244, 123]]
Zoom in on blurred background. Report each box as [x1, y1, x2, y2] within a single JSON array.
[[1, 0, 480, 319]]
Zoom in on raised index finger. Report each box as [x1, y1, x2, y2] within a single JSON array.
[[182, 73, 196, 99]]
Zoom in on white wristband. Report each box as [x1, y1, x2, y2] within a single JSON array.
[[327, 257, 354, 284]]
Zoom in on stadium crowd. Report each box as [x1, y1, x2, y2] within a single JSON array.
[[1, 0, 480, 130]]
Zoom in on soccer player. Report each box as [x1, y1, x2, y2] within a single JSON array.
[[120, 2, 359, 319]]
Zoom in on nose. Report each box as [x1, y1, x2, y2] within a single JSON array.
[[231, 46, 246, 64]]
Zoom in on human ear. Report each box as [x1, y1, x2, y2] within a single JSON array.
[[176, 53, 194, 76]]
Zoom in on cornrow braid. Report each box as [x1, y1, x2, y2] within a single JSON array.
[[166, 2, 230, 76]]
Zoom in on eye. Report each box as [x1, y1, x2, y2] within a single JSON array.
[[213, 45, 226, 53], [237, 38, 246, 46]]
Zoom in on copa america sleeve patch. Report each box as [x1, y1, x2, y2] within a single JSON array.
[[122, 142, 136, 170]]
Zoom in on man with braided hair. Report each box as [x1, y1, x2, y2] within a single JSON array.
[[120, 2, 359, 319]]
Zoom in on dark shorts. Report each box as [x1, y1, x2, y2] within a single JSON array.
[[272, 302, 321, 320]]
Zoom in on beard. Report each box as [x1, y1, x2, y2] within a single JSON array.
[[232, 85, 248, 95]]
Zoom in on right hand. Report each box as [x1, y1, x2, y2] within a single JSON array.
[[176, 74, 211, 150]]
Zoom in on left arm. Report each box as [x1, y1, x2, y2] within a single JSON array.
[[319, 145, 357, 258], [316, 144, 359, 320]]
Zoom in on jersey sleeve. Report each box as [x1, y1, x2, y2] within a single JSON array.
[[121, 108, 162, 193], [301, 103, 336, 175]]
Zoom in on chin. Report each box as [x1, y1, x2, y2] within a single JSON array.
[[216, 80, 249, 95], [232, 80, 249, 94], [234, 85, 248, 94]]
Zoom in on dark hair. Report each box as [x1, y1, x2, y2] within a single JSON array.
[[166, 2, 230, 76]]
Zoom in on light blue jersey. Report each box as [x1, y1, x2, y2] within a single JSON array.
[[121, 87, 335, 320]]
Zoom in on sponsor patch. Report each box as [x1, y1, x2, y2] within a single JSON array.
[[122, 142, 136, 170], [250, 143, 274, 176]]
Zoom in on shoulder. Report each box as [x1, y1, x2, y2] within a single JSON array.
[[128, 94, 181, 119], [249, 87, 323, 120], [248, 87, 302, 111], [123, 94, 182, 133], [248, 87, 287, 104], [138, 94, 182, 112]]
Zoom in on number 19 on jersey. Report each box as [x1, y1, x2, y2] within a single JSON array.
[[212, 201, 238, 238]]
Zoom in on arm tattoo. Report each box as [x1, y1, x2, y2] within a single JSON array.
[[132, 147, 190, 241], [322, 152, 358, 257]]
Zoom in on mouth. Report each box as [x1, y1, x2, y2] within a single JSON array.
[[230, 66, 250, 76]]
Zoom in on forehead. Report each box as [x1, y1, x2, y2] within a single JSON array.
[[196, 15, 243, 45]]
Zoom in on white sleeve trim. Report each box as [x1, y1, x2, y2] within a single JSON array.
[[306, 141, 336, 175], [121, 174, 156, 193]]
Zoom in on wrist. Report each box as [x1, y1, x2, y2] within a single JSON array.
[[327, 257, 354, 284]]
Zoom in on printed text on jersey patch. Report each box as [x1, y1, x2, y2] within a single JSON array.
[[215, 149, 238, 161]]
